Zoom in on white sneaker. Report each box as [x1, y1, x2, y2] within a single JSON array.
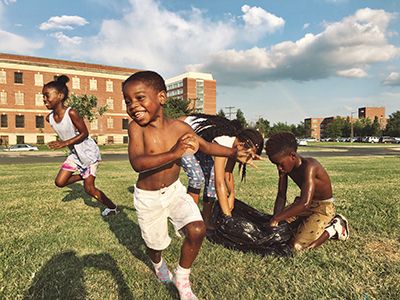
[[325, 214, 349, 241], [101, 207, 119, 216]]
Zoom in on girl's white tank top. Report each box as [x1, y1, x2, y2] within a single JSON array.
[[49, 107, 100, 166]]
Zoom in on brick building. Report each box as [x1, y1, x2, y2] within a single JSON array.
[[305, 106, 387, 140], [165, 72, 216, 114], [0, 53, 140, 146], [358, 107, 386, 129], [0, 54, 218, 146], [304, 117, 324, 139]]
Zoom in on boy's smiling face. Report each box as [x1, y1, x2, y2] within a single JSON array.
[[268, 150, 297, 174], [123, 80, 166, 126]]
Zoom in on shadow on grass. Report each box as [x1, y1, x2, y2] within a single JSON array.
[[24, 251, 134, 300], [61, 183, 101, 209]]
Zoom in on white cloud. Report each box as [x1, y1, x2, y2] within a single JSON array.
[[51, 32, 82, 45], [336, 68, 368, 78], [40, 15, 88, 31], [241, 5, 284, 34], [52, 0, 238, 74], [192, 8, 400, 84], [0, 29, 42, 53], [1, 0, 16, 5], [303, 23, 310, 30], [383, 72, 400, 86]]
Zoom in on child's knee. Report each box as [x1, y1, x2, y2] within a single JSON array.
[[84, 184, 96, 196], [54, 179, 66, 188], [185, 221, 206, 241]]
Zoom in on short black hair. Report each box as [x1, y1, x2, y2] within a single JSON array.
[[43, 75, 70, 102], [265, 132, 297, 157], [122, 70, 167, 93]]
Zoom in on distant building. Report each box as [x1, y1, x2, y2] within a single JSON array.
[[304, 117, 324, 139], [0, 53, 139, 146], [358, 106, 386, 129], [305, 106, 387, 140], [165, 72, 216, 114]]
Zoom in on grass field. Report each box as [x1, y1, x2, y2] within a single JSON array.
[[1, 156, 399, 299]]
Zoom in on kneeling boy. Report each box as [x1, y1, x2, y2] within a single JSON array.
[[265, 132, 349, 251]]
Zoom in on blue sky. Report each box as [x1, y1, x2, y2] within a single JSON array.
[[1, 0, 399, 124]]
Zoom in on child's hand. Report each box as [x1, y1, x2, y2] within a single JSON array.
[[172, 133, 198, 157], [48, 141, 66, 149], [269, 217, 279, 227], [236, 147, 256, 168]]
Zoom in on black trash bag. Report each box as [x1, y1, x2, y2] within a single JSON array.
[[207, 199, 299, 257]]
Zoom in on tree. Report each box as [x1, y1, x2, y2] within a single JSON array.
[[325, 117, 346, 138], [235, 109, 247, 128], [217, 109, 226, 118], [385, 110, 400, 137], [293, 121, 310, 138], [371, 116, 382, 136], [269, 122, 292, 136], [66, 94, 107, 122], [163, 97, 194, 119], [255, 117, 270, 137]]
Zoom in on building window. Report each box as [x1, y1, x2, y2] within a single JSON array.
[[106, 80, 113, 92], [0, 135, 9, 146], [107, 136, 114, 144], [37, 135, 45, 144], [36, 116, 44, 128], [106, 97, 114, 109], [89, 79, 97, 91], [122, 118, 129, 130], [122, 99, 126, 111], [90, 118, 98, 130], [123, 136, 129, 144], [35, 93, 44, 106], [16, 115, 25, 128], [17, 135, 24, 144], [0, 91, 7, 104], [107, 117, 114, 129], [14, 72, 23, 84], [1, 114, 7, 127], [15, 91, 24, 105], [72, 77, 80, 89], [34, 73, 44, 86], [0, 70, 6, 84]]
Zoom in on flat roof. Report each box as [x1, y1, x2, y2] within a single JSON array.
[[166, 72, 214, 84]]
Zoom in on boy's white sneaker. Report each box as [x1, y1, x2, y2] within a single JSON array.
[[325, 214, 349, 241]]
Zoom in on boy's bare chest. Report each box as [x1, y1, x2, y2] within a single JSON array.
[[143, 128, 179, 154]]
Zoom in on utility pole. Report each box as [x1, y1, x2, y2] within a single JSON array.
[[350, 111, 356, 142], [224, 106, 236, 120]]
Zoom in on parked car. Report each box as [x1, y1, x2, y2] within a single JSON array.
[[297, 139, 308, 146], [379, 136, 396, 144], [6, 144, 39, 151], [363, 136, 380, 143]]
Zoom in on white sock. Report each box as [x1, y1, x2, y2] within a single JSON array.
[[173, 265, 198, 300], [151, 258, 173, 283]]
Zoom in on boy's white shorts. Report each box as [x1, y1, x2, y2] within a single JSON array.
[[133, 179, 203, 250]]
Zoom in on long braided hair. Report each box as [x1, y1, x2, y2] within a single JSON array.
[[190, 113, 264, 181]]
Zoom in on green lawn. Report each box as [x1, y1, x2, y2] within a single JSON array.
[[1, 156, 399, 299]]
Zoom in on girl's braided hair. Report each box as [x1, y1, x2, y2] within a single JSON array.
[[190, 113, 264, 181]]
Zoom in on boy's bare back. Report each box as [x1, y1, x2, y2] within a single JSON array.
[[288, 156, 333, 202]]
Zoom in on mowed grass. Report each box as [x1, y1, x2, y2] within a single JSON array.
[[1, 156, 399, 300]]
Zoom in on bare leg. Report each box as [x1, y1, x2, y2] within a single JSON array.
[[201, 202, 215, 230], [83, 175, 116, 209], [54, 169, 82, 187], [188, 192, 200, 205], [174, 221, 205, 300], [308, 231, 330, 250], [179, 221, 206, 268]]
